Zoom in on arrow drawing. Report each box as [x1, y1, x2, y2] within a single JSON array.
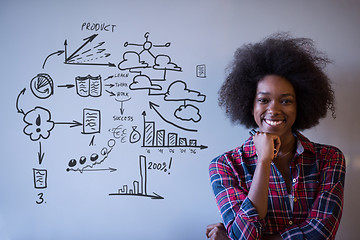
[[57, 84, 75, 88], [109, 155, 164, 200], [38, 141, 45, 165], [65, 34, 98, 62], [16, 88, 26, 115], [149, 102, 197, 132], [54, 120, 82, 128], [115, 97, 131, 115], [80, 167, 117, 172], [64, 34, 115, 67], [104, 75, 114, 81], [106, 90, 115, 97], [42, 50, 64, 69], [109, 192, 164, 200], [65, 62, 116, 67]]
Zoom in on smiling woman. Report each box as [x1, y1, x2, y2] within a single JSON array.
[[207, 33, 346, 240], [253, 75, 297, 137]]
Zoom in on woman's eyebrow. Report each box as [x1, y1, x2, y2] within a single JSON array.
[[256, 92, 295, 97], [256, 92, 270, 95]]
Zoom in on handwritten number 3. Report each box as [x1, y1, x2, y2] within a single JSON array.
[[36, 193, 44, 204]]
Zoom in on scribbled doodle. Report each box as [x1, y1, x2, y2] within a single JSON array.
[[23, 107, 55, 141], [42, 50, 64, 69], [129, 74, 162, 91], [15, 27, 208, 204], [164, 80, 206, 103], [75, 75, 102, 97], [129, 126, 141, 143], [153, 55, 182, 72], [82, 108, 101, 134], [196, 64, 206, 78], [141, 110, 207, 149], [115, 97, 131, 115], [147, 157, 172, 175], [174, 104, 202, 122], [148, 103, 198, 132], [64, 34, 115, 67], [118, 51, 149, 70], [30, 73, 54, 99], [66, 139, 116, 173], [109, 124, 127, 143], [123, 32, 171, 65], [153, 55, 182, 80], [33, 168, 48, 189], [109, 155, 164, 199]]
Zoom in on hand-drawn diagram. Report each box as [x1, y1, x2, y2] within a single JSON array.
[[66, 139, 116, 173], [64, 34, 115, 67], [33, 169, 48, 189], [109, 155, 164, 199], [15, 29, 207, 202], [196, 64, 206, 78], [138, 111, 207, 149], [23, 106, 55, 141], [75, 75, 102, 97], [30, 73, 54, 99]]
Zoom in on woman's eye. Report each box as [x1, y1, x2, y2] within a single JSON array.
[[281, 99, 293, 104], [258, 98, 269, 103]]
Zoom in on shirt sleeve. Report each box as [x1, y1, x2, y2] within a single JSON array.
[[279, 147, 346, 240], [209, 155, 266, 240]]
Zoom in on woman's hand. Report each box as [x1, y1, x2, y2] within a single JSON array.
[[206, 223, 230, 240], [253, 132, 281, 164]]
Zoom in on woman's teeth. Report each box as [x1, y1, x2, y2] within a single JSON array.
[[265, 119, 283, 126]]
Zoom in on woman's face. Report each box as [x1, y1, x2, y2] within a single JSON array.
[[253, 75, 297, 138]]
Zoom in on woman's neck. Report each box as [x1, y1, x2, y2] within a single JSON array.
[[279, 132, 296, 156]]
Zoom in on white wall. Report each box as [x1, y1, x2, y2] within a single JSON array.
[[0, 0, 359, 239]]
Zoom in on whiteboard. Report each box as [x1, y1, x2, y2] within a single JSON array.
[[1, 1, 360, 239]]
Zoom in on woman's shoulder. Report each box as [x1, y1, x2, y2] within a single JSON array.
[[210, 147, 242, 165], [210, 137, 254, 166], [297, 132, 345, 167], [296, 131, 344, 155]]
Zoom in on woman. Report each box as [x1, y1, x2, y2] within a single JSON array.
[[207, 33, 346, 240]]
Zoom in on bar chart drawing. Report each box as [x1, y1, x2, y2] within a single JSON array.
[[109, 155, 164, 199], [141, 112, 208, 149]]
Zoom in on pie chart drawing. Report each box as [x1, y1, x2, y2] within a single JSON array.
[[30, 73, 54, 99]]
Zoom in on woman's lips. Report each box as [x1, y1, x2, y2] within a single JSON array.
[[264, 119, 285, 126]]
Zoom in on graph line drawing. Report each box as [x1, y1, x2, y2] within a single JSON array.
[[14, 29, 209, 205], [66, 139, 116, 173], [109, 155, 164, 199], [64, 34, 115, 67]]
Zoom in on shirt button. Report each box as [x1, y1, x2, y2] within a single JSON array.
[[292, 178, 297, 183], [289, 220, 293, 225]]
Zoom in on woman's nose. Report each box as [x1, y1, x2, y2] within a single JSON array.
[[267, 101, 281, 114]]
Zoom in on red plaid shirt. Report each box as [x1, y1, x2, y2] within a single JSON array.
[[209, 131, 345, 239]]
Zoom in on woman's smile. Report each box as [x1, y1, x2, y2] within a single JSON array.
[[253, 75, 297, 138]]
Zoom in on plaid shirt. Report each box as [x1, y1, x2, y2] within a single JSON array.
[[209, 131, 345, 240]]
